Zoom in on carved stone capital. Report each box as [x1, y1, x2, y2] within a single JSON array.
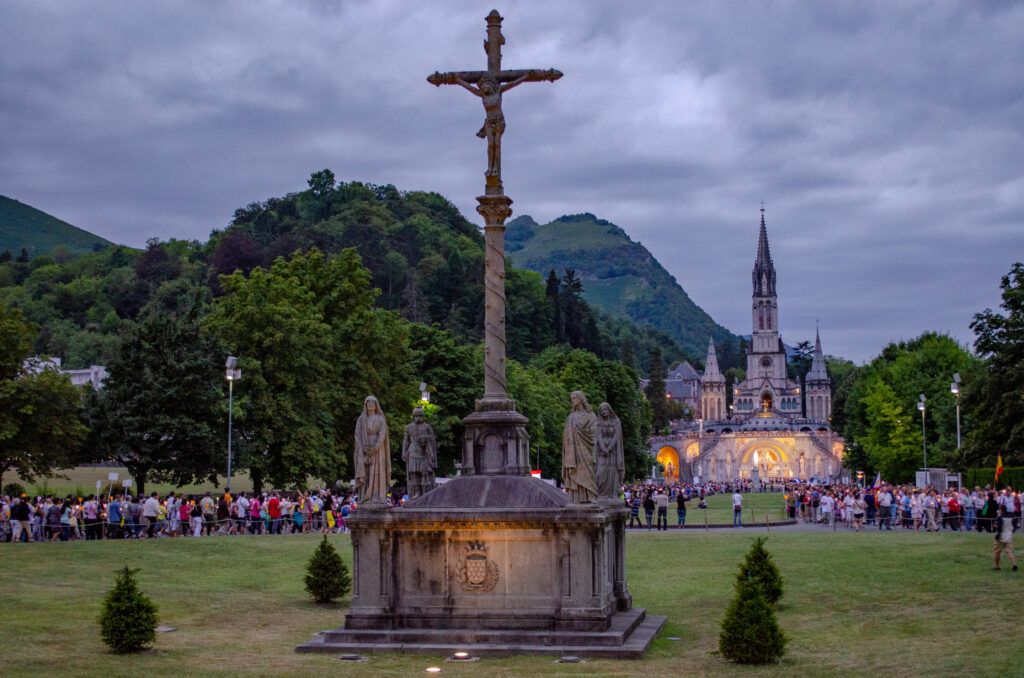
[[476, 195, 513, 226]]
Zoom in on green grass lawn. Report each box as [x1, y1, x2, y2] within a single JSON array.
[[2, 529, 1018, 677], [1, 467, 259, 499], [684, 490, 788, 526]]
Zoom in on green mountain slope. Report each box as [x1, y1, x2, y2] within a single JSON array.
[[506, 212, 735, 358], [0, 195, 113, 257]]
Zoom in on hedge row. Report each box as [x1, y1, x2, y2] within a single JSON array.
[[963, 467, 1024, 490]]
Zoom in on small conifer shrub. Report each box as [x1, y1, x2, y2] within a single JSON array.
[[719, 576, 788, 664], [305, 535, 351, 603], [737, 536, 783, 605], [99, 566, 158, 654]]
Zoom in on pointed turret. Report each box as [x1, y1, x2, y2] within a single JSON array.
[[807, 328, 828, 381], [703, 337, 724, 383], [805, 327, 831, 420], [752, 210, 777, 298], [700, 337, 726, 420]]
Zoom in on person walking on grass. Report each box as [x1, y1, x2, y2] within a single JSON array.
[[655, 490, 669, 531], [732, 489, 743, 528], [643, 493, 655, 530], [676, 489, 690, 527], [993, 506, 1018, 572]]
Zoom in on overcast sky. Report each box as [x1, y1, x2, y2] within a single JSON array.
[[2, 1, 1022, 364]]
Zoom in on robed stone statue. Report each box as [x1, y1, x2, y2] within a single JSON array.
[[562, 390, 598, 504], [402, 406, 437, 500], [595, 402, 625, 498], [354, 395, 391, 504]]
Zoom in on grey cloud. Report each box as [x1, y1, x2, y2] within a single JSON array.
[[1, 0, 1022, 363]]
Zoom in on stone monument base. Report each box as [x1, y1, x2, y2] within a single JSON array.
[[296, 475, 665, 659], [296, 606, 664, 659]]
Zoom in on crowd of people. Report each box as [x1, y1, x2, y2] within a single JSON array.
[[618, 479, 1022, 535], [2, 479, 1020, 543], [0, 488, 361, 542], [782, 483, 1021, 533]]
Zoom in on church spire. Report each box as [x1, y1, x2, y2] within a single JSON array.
[[807, 327, 828, 381], [752, 208, 777, 298], [703, 337, 724, 383]]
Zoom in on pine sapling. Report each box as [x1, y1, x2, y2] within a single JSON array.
[[305, 535, 351, 604], [98, 566, 158, 654], [719, 576, 788, 664], [737, 536, 784, 605]]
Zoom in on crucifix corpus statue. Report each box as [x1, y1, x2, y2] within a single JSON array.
[[428, 10, 561, 407], [428, 10, 561, 195]]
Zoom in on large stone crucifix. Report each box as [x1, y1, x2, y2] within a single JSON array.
[[428, 10, 561, 405]]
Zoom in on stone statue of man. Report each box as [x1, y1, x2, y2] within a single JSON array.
[[595, 402, 624, 498], [354, 395, 391, 504], [402, 406, 438, 500], [562, 390, 598, 504]]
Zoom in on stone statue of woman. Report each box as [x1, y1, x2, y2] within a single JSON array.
[[354, 395, 391, 504], [595, 402, 624, 498], [562, 391, 598, 504]]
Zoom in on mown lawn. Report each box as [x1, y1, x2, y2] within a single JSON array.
[[2, 466, 257, 498], [1, 527, 1019, 676]]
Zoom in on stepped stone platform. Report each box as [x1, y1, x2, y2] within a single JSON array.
[[295, 607, 666, 659]]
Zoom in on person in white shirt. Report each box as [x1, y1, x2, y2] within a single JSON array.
[[142, 492, 160, 538], [876, 487, 892, 530], [165, 493, 179, 537], [820, 492, 835, 526], [732, 491, 743, 527]]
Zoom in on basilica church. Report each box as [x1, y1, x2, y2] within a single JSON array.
[[652, 212, 846, 483]]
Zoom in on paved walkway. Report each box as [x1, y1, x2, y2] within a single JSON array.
[[628, 520, 992, 534]]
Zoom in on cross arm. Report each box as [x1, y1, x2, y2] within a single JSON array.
[[427, 68, 562, 86]]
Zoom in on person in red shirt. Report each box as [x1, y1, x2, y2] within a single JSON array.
[[946, 492, 961, 531], [267, 493, 281, 534]]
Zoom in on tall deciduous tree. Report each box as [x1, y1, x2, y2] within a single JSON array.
[[964, 262, 1024, 466], [859, 378, 921, 482], [0, 305, 86, 482], [206, 248, 413, 492], [842, 332, 977, 475], [86, 292, 225, 495]]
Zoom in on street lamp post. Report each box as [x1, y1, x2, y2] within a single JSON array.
[[917, 393, 927, 472], [225, 356, 241, 489], [951, 373, 961, 449]]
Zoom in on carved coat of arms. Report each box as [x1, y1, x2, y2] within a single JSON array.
[[455, 540, 499, 592]]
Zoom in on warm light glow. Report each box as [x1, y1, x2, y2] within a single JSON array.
[[426, 668, 442, 674], [453, 652, 469, 659]]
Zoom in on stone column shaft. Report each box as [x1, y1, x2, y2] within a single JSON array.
[[476, 194, 513, 404]]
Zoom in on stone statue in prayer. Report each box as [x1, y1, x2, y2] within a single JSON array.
[[595, 402, 624, 498], [402, 406, 438, 500], [354, 395, 391, 504], [562, 391, 597, 504]]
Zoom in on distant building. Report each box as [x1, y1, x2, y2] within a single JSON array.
[[26, 356, 107, 390], [651, 211, 845, 483]]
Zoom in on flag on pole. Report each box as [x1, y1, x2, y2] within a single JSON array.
[[995, 454, 1004, 484], [871, 472, 882, 489]]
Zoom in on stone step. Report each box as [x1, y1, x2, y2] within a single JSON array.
[[324, 607, 645, 647], [296, 610, 666, 659]]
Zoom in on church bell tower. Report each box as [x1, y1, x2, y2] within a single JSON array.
[[747, 209, 787, 391]]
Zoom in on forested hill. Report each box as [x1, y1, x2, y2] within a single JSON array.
[[0, 171, 693, 375], [506, 212, 735, 358], [0, 195, 114, 258]]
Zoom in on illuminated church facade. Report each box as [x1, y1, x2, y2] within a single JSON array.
[[652, 211, 845, 483]]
